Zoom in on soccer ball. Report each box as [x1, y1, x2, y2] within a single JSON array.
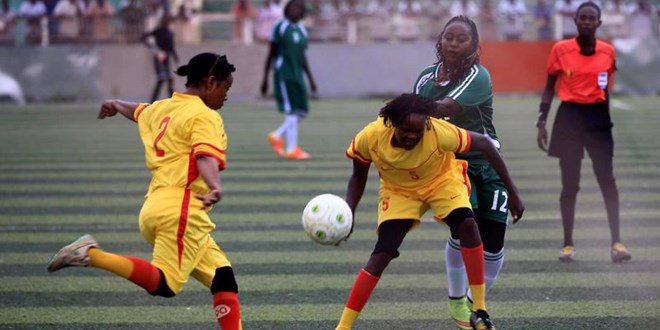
[[302, 194, 353, 245]]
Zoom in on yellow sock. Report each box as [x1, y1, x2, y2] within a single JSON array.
[[88, 248, 134, 279], [336, 307, 359, 330], [469, 283, 486, 311]]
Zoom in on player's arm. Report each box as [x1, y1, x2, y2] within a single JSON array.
[[536, 74, 558, 152], [195, 155, 222, 208], [260, 42, 277, 95], [467, 131, 525, 222], [344, 159, 370, 240], [432, 97, 462, 118], [302, 53, 317, 94], [98, 100, 142, 122]]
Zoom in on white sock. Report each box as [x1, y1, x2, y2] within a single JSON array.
[[445, 238, 467, 298], [467, 248, 504, 300], [285, 114, 299, 152], [273, 116, 289, 138]]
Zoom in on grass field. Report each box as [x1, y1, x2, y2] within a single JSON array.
[[1, 96, 659, 330]]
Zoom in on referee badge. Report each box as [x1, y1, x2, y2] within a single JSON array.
[[598, 72, 608, 89]]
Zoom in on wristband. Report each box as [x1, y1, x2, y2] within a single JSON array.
[[537, 102, 550, 124]]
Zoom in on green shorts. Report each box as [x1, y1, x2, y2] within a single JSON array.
[[274, 78, 309, 115], [466, 160, 509, 224]]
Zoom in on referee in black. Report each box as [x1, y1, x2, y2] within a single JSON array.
[[142, 15, 179, 102]]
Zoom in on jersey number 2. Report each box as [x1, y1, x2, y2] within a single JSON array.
[[154, 117, 171, 157]]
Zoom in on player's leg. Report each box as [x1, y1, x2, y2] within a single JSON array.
[[549, 103, 583, 262], [472, 169, 509, 297], [585, 128, 631, 262], [151, 55, 166, 102], [558, 154, 582, 261], [336, 219, 413, 330], [443, 208, 497, 329], [283, 82, 310, 160], [46, 234, 176, 297], [268, 78, 292, 156], [192, 237, 242, 330]]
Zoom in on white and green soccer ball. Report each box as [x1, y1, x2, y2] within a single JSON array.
[[302, 194, 353, 245]]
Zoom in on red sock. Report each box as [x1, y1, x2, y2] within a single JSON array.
[[461, 244, 486, 311], [213, 292, 242, 330], [346, 269, 380, 312], [126, 256, 162, 294]]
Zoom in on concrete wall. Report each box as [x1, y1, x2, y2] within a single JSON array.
[[0, 40, 569, 103]]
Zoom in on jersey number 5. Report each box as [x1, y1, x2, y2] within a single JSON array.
[[154, 117, 171, 157]]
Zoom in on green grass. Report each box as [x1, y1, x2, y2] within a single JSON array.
[[1, 96, 659, 329]]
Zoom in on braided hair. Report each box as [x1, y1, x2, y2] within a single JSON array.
[[434, 15, 480, 84], [379, 93, 435, 130], [175, 53, 236, 87]]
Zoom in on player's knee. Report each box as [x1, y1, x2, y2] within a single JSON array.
[[211, 266, 238, 294], [150, 270, 176, 298]]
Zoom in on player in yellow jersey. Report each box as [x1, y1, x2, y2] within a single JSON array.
[[47, 53, 242, 330], [336, 93, 524, 330]]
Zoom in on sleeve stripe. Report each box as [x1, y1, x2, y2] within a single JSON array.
[[193, 151, 226, 171], [414, 71, 434, 94], [133, 103, 150, 121], [192, 142, 225, 155], [347, 139, 371, 165], [448, 65, 478, 99], [462, 130, 472, 153], [346, 150, 371, 166]]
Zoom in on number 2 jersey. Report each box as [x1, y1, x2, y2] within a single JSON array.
[[133, 92, 227, 198], [413, 63, 500, 161], [346, 117, 471, 194]]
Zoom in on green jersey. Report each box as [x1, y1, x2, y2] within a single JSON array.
[[414, 63, 500, 161], [271, 19, 308, 84]]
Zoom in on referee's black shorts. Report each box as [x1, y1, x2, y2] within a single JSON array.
[[548, 101, 614, 160]]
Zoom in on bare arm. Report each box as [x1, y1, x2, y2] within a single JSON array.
[[343, 159, 370, 242], [260, 42, 277, 95], [194, 155, 222, 208], [98, 99, 142, 122], [468, 132, 525, 223], [432, 97, 462, 118], [302, 53, 317, 94], [537, 74, 558, 152]]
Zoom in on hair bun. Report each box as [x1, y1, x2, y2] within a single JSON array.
[[175, 64, 190, 76]]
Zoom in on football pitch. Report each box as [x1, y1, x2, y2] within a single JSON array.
[[1, 96, 659, 329]]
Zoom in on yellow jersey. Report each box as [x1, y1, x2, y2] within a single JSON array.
[[134, 92, 227, 198], [346, 117, 471, 193]]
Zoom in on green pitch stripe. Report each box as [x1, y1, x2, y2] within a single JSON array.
[[2, 273, 658, 292], [1, 301, 659, 324], [1, 225, 657, 243], [2, 209, 659, 225], [3, 246, 659, 265]]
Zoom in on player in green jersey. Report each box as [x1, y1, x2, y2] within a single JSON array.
[[260, 0, 317, 160], [413, 15, 523, 330]]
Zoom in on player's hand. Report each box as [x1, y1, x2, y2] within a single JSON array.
[[98, 100, 118, 119], [536, 126, 548, 152], [260, 80, 268, 96], [309, 81, 317, 94], [508, 193, 525, 224], [196, 189, 222, 208]]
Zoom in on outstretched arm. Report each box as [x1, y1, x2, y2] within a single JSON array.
[[468, 132, 525, 223], [194, 155, 223, 208], [536, 74, 558, 152], [343, 159, 370, 241], [98, 100, 142, 122]]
